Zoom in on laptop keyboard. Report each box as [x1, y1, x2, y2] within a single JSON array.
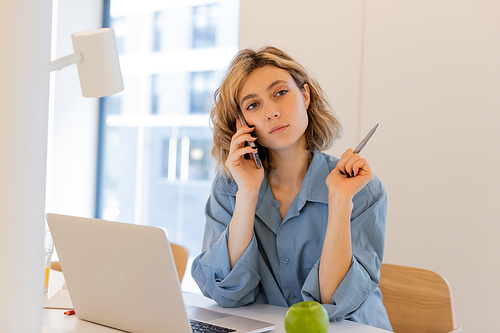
[[190, 319, 236, 333]]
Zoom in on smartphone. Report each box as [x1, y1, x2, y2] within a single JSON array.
[[237, 111, 262, 169]]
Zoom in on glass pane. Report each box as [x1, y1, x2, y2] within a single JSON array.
[[111, 76, 142, 115], [151, 73, 190, 115], [140, 126, 213, 261], [110, 15, 143, 55], [188, 139, 213, 181], [192, 5, 216, 49], [98, 126, 138, 224], [153, 8, 192, 52], [190, 71, 217, 114], [99, 0, 239, 293]]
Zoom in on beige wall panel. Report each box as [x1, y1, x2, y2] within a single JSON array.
[[239, 0, 365, 155], [360, 1, 500, 331]]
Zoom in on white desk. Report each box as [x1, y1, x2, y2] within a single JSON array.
[[42, 292, 390, 333]]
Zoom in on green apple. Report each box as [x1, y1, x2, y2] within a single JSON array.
[[284, 301, 329, 333]]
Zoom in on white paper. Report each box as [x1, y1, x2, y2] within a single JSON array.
[[44, 289, 74, 310]]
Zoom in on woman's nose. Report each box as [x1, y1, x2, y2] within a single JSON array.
[[266, 104, 280, 120]]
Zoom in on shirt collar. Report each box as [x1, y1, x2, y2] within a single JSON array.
[[257, 152, 330, 231], [256, 152, 331, 232], [217, 151, 331, 203], [216, 152, 331, 230], [296, 151, 330, 208]]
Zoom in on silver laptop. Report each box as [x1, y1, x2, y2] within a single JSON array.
[[46, 213, 275, 333]]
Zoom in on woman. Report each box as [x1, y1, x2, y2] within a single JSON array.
[[191, 46, 392, 331]]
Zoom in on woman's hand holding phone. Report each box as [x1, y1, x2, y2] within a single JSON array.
[[226, 119, 265, 194]]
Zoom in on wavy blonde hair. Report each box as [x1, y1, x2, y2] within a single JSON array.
[[210, 46, 342, 177]]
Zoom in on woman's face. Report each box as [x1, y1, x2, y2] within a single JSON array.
[[237, 65, 310, 153]]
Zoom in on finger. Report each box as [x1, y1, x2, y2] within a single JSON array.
[[231, 124, 255, 145], [341, 148, 354, 158], [232, 122, 255, 140], [351, 157, 370, 177], [344, 154, 362, 177], [226, 146, 259, 166], [336, 148, 354, 175], [229, 133, 257, 154]]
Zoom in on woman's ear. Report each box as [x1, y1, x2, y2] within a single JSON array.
[[302, 83, 311, 109]]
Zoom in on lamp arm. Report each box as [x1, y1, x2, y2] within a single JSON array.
[[50, 53, 82, 72]]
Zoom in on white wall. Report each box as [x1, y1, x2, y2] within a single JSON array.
[[360, 2, 500, 330], [239, 0, 500, 331], [0, 0, 53, 330], [46, 0, 103, 218]]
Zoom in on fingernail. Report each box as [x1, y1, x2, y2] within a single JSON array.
[[339, 170, 345, 175], [351, 171, 355, 177], [346, 173, 351, 178]]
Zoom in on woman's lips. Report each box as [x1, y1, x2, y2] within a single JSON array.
[[269, 125, 289, 134]]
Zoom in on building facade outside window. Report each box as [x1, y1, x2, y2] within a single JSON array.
[[97, 0, 240, 293]]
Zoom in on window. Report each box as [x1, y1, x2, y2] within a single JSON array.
[[190, 71, 217, 114], [192, 5, 216, 48], [98, 0, 240, 293]]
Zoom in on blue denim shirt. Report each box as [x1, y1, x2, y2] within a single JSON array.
[[191, 152, 392, 331]]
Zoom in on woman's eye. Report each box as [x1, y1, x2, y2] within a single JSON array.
[[276, 89, 289, 97], [247, 102, 258, 110]]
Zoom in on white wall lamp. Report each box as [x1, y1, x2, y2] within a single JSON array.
[[50, 27, 124, 97]]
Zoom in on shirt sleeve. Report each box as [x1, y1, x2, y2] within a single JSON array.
[[191, 177, 261, 308], [301, 177, 387, 321]]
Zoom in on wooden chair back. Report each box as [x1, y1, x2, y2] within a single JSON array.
[[170, 243, 189, 283], [379, 263, 462, 333], [51, 243, 190, 283]]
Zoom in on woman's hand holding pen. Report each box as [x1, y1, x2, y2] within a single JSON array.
[[320, 148, 373, 302], [326, 148, 374, 201], [326, 123, 378, 201], [226, 119, 264, 194], [320, 126, 377, 302]]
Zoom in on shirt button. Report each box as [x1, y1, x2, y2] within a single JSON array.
[[289, 294, 295, 300], [284, 258, 289, 264]]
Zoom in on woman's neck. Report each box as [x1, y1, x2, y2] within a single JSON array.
[[267, 145, 312, 191]]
